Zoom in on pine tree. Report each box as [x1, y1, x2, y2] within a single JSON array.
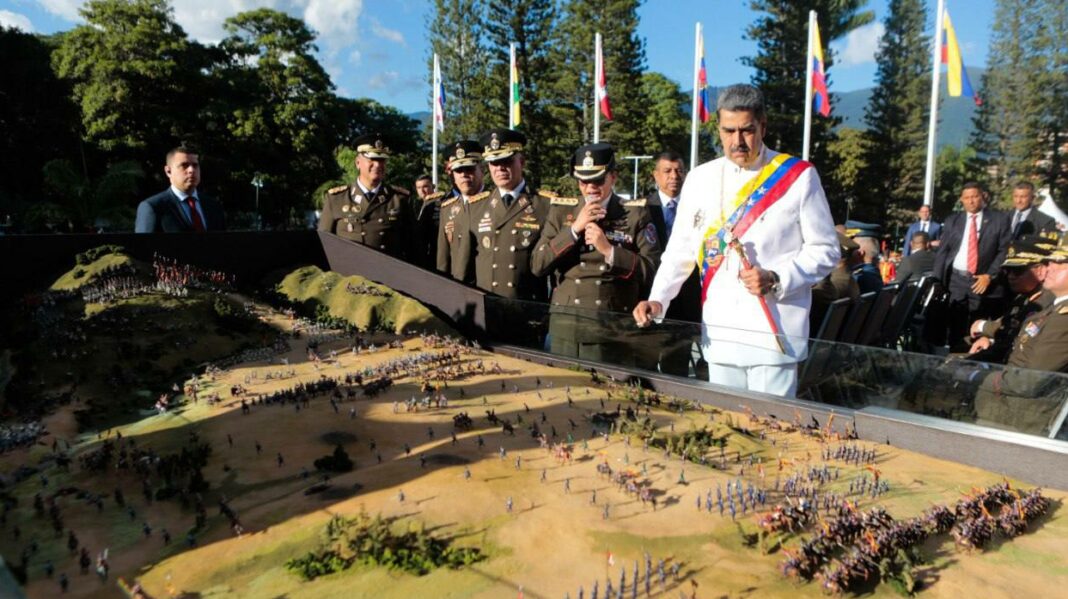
[[1031, 0, 1067, 202], [970, 0, 1044, 204], [427, 0, 494, 143], [856, 0, 930, 224], [742, 0, 874, 207]]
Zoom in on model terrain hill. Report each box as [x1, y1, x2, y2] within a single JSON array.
[[0, 246, 1063, 599]]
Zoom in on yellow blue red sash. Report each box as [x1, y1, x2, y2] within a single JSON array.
[[698, 154, 811, 304]]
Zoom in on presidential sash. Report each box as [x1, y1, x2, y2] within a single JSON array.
[[697, 154, 811, 305]]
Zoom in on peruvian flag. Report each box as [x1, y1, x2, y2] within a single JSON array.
[[595, 33, 613, 120]]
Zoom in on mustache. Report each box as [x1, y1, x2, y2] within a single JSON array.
[[730, 144, 750, 154]]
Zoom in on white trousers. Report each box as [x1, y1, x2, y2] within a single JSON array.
[[707, 363, 797, 398]]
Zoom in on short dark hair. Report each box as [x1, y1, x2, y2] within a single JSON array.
[[654, 151, 684, 164], [415, 174, 432, 184], [961, 181, 985, 194], [912, 231, 930, 244], [1014, 180, 1035, 193], [717, 84, 766, 122], [166, 145, 198, 163]]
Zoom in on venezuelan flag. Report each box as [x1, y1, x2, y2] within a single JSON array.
[[941, 9, 981, 106], [697, 34, 711, 123], [811, 19, 830, 117]]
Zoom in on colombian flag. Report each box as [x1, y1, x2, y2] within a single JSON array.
[[811, 19, 830, 117], [696, 34, 711, 123], [941, 9, 981, 106]]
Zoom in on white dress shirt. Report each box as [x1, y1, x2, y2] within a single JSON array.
[[170, 186, 207, 230], [952, 210, 984, 272]]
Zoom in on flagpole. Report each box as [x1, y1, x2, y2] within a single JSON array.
[[923, 0, 946, 207], [432, 53, 440, 187], [594, 32, 602, 143], [802, 10, 816, 161], [690, 22, 701, 170], [509, 43, 517, 130]]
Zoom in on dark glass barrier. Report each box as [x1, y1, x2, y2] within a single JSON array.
[[483, 296, 1068, 442]]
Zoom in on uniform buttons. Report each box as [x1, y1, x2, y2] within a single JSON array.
[[511, 229, 517, 235], [574, 299, 581, 305], [580, 262, 586, 268], [492, 282, 499, 287], [495, 230, 501, 235], [378, 218, 384, 223], [510, 246, 516, 252], [508, 264, 515, 270], [575, 279, 581, 285], [599, 265, 607, 271], [507, 282, 513, 287], [595, 300, 602, 306], [379, 245, 386, 249], [595, 280, 602, 286], [360, 232, 366, 236], [494, 247, 499, 252], [492, 264, 497, 269]]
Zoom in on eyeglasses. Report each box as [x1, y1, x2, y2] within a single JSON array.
[[578, 176, 607, 187]]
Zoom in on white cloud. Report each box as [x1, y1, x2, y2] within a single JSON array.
[[834, 21, 885, 67], [303, 0, 364, 50], [36, 0, 82, 22], [0, 10, 34, 32], [368, 70, 399, 89], [370, 17, 404, 45]]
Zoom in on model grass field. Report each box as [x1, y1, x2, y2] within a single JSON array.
[[0, 249, 1065, 599]]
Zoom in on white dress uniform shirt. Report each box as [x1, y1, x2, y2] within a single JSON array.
[[647, 148, 839, 367]]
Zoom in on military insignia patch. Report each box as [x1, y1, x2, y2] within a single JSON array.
[[482, 236, 491, 249], [582, 151, 594, 168], [644, 222, 658, 246], [1025, 322, 1041, 337], [694, 210, 705, 229], [342, 204, 350, 212], [456, 147, 466, 159], [490, 133, 500, 150]]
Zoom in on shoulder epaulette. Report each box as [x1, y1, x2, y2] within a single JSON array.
[[1059, 305, 1068, 315], [621, 198, 647, 207], [424, 191, 445, 202], [468, 191, 491, 204], [551, 196, 580, 206], [538, 189, 559, 199], [441, 196, 459, 208], [391, 185, 411, 196], [327, 185, 348, 195]]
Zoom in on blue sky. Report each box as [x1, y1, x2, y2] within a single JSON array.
[[1, 0, 994, 114]]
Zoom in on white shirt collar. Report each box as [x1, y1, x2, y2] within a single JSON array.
[[657, 190, 679, 207], [1055, 295, 1068, 306], [498, 179, 526, 198], [356, 180, 381, 195], [171, 186, 198, 201]]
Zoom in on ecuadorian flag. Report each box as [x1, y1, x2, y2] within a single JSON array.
[[941, 9, 981, 106], [811, 20, 830, 117]]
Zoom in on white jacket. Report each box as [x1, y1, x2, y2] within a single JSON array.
[[648, 148, 839, 366]]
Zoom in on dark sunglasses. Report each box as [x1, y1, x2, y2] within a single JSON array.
[[578, 176, 607, 187]]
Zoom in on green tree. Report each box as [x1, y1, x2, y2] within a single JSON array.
[[856, 0, 930, 225], [52, 0, 203, 157], [742, 0, 874, 206], [37, 159, 144, 232], [215, 8, 338, 221], [826, 127, 869, 222], [1031, 0, 1067, 202], [427, 0, 494, 145], [483, 0, 560, 187], [970, 0, 1044, 202], [935, 144, 979, 215]]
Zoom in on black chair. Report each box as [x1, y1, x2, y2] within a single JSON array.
[[859, 284, 900, 346], [838, 292, 876, 345], [800, 296, 856, 392], [879, 277, 925, 348], [813, 297, 853, 341]]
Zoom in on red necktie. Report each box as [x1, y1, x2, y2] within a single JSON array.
[[967, 214, 978, 274], [186, 197, 206, 232]]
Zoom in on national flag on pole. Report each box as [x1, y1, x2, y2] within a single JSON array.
[[595, 35, 612, 120], [941, 9, 981, 106], [510, 45, 521, 127], [811, 19, 831, 117], [696, 33, 711, 123], [433, 54, 445, 132]]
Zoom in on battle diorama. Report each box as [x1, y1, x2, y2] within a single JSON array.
[[0, 246, 1064, 598]]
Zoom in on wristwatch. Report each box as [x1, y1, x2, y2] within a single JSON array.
[[766, 270, 782, 296]]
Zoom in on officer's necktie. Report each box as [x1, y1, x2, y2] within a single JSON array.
[[967, 214, 979, 275], [186, 197, 205, 232], [664, 200, 677, 238], [1012, 211, 1022, 235], [503, 193, 514, 207]]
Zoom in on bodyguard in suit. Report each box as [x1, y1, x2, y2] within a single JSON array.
[[902, 204, 941, 256], [1009, 180, 1056, 240], [436, 140, 485, 284], [932, 181, 1014, 349], [532, 143, 661, 365], [135, 146, 226, 233], [468, 129, 550, 301], [319, 133, 412, 258]]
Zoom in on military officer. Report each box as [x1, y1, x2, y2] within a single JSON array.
[[974, 232, 1068, 434], [319, 133, 412, 258], [532, 143, 661, 365], [412, 174, 442, 269], [437, 140, 486, 283], [468, 128, 550, 300], [967, 234, 1055, 363]]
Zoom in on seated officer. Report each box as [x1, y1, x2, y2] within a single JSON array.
[[974, 232, 1068, 435], [844, 220, 884, 294], [967, 234, 1055, 364], [532, 143, 662, 366], [319, 133, 411, 258]]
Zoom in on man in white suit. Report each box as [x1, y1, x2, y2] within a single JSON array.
[[633, 84, 839, 397]]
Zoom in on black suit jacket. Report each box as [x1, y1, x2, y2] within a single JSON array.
[[932, 209, 1012, 295], [645, 192, 701, 322], [894, 249, 935, 283], [1011, 209, 1057, 239], [135, 189, 227, 233]]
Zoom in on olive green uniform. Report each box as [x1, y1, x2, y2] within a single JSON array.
[[319, 184, 412, 258], [437, 191, 484, 283], [531, 193, 662, 365], [974, 300, 1068, 435], [468, 188, 550, 300], [969, 288, 1054, 364]]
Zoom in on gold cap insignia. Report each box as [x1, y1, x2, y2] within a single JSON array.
[[582, 151, 594, 168]]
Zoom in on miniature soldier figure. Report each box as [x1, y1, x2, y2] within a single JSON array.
[[319, 133, 412, 258], [533, 143, 661, 366]]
